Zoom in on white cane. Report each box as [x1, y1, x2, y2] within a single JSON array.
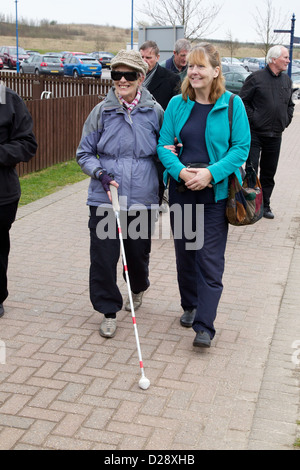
[[110, 184, 150, 390]]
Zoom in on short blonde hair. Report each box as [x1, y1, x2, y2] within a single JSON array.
[[181, 43, 225, 104]]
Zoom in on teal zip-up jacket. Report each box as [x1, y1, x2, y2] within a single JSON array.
[[157, 91, 251, 202]]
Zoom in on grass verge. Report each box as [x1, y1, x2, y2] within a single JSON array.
[[19, 159, 88, 206]]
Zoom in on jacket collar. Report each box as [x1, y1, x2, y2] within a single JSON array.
[[187, 91, 230, 112], [104, 86, 156, 110]]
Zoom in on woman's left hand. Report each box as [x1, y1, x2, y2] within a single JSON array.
[[185, 168, 213, 191]]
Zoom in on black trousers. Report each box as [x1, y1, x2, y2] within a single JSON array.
[[0, 201, 18, 304], [169, 180, 228, 340], [88, 206, 155, 315], [246, 132, 282, 207]]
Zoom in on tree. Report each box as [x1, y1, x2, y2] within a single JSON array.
[[253, 0, 289, 58], [138, 0, 222, 40], [224, 30, 240, 61]]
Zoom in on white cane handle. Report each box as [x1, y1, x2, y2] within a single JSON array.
[[110, 184, 120, 213]]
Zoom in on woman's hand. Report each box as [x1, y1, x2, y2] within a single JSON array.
[[179, 168, 213, 191], [107, 180, 119, 203], [164, 137, 183, 156]]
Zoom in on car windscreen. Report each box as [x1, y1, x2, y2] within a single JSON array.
[[9, 47, 26, 54], [43, 57, 61, 63], [80, 58, 99, 64]]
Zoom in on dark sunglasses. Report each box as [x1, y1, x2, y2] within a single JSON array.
[[111, 70, 139, 81]]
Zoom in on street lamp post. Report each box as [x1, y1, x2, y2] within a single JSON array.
[[15, 0, 19, 73], [131, 0, 134, 50], [274, 13, 298, 78]]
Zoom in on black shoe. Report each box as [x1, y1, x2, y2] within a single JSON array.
[[263, 207, 274, 219], [193, 330, 211, 348], [0, 304, 4, 318], [180, 308, 196, 328]]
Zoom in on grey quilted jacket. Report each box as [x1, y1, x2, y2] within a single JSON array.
[[76, 87, 164, 209]]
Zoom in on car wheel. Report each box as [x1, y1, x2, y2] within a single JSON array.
[[8, 60, 13, 69], [73, 70, 79, 78], [35, 69, 40, 76], [20, 67, 24, 74]]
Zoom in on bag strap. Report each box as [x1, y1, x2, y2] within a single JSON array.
[[228, 93, 236, 147], [228, 93, 245, 180]]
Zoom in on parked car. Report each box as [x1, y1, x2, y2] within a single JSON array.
[[20, 54, 64, 76], [221, 63, 249, 74], [63, 55, 102, 78], [291, 71, 300, 100], [222, 57, 243, 66], [90, 51, 114, 68], [292, 61, 300, 73], [244, 57, 265, 72], [61, 51, 86, 63], [0, 46, 29, 68], [0, 57, 3, 70], [239, 57, 252, 70], [45, 52, 64, 61], [224, 70, 251, 94], [26, 50, 39, 56]]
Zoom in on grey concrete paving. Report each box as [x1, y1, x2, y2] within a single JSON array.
[[0, 104, 299, 450]]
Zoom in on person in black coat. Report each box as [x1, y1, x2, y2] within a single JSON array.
[[140, 41, 181, 110], [239, 45, 294, 219], [0, 85, 37, 317], [140, 41, 181, 208]]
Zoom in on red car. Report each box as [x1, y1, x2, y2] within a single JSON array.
[[61, 51, 86, 63], [0, 46, 29, 69], [0, 57, 3, 69]]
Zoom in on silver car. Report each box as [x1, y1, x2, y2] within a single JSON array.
[[20, 54, 64, 76]]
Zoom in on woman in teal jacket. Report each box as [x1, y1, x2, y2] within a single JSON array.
[[157, 43, 250, 348]]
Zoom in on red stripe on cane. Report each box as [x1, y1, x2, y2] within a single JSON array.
[[132, 317, 136, 324], [118, 227, 122, 234], [124, 265, 128, 272], [140, 361, 143, 368]]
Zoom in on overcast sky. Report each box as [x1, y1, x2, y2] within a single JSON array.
[[1, 0, 298, 43]]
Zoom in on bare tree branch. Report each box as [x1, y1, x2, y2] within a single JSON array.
[[253, 0, 290, 57], [138, 0, 222, 39]]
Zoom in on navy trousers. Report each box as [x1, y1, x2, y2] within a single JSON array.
[[169, 180, 228, 339], [0, 201, 18, 304], [88, 206, 154, 315]]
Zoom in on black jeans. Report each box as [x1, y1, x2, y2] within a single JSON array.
[[0, 201, 18, 303], [246, 132, 282, 207], [88, 206, 155, 315]]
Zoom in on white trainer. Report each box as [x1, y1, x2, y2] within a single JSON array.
[[99, 317, 117, 338], [125, 291, 144, 312]]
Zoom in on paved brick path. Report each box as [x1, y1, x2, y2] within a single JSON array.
[[0, 104, 299, 450]]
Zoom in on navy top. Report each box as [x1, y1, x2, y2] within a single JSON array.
[[173, 101, 215, 204], [180, 102, 213, 166]]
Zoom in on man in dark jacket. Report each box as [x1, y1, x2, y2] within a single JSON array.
[[0, 85, 37, 317], [140, 41, 181, 209], [159, 38, 191, 82], [140, 40, 181, 110], [240, 45, 294, 219]]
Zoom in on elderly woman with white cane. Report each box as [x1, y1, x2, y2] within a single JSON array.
[[76, 50, 164, 341]]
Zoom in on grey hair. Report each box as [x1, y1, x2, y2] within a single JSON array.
[[174, 39, 191, 54], [140, 40, 160, 56], [266, 45, 286, 64]]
